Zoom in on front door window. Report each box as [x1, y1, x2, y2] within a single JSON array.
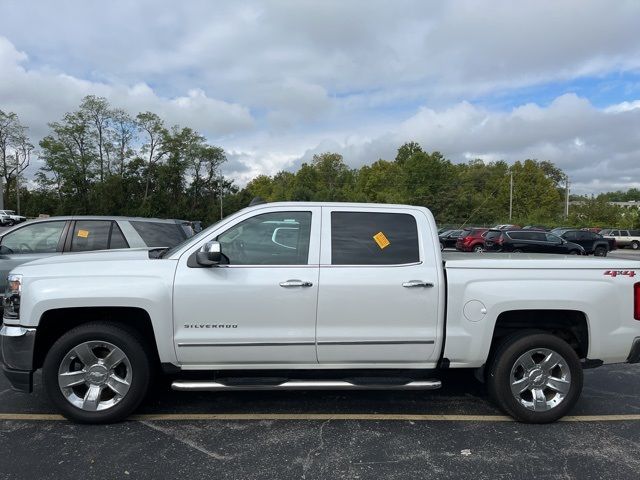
[[0, 222, 66, 254]]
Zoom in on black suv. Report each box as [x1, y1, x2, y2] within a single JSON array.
[[559, 230, 615, 256], [438, 229, 464, 250], [484, 230, 585, 254]]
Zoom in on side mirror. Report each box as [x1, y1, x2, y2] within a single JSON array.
[[196, 241, 222, 266]]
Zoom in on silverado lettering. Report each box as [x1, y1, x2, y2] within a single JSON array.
[[184, 324, 238, 329]]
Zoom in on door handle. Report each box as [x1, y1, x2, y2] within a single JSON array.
[[402, 280, 434, 288], [279, 280, 313, 288]]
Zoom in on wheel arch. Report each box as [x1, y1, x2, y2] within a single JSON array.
[[33, 307, 160, 370], [488, 309, 589, 361]]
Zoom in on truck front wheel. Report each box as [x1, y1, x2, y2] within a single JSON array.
[[487, 332, 583, 423], [42, 322, 151, 424]]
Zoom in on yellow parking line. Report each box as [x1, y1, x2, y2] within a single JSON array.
[[0, 413, 64, 421], [1, 412, 640, 422]]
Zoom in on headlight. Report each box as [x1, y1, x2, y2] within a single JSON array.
[[3, 274, 22, 320]]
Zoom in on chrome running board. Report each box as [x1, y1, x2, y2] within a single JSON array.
[[171, 379, 441, 391]]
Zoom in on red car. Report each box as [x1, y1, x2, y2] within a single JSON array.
[[456, 228, 489, 252]]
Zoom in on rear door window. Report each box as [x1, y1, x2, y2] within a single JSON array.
[[331, 212, 419, 265], [508, 231, 530, 240], [70, 221, 111, 252], [577, 231, 595, 241], [130, 221, 187, 247]]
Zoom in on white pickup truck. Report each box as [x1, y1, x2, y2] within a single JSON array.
[[2, 202, 639, 424]]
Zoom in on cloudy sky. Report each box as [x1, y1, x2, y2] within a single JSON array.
[[1, 0, 640, 194]]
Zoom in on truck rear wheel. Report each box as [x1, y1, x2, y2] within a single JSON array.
[[487, 332, 583, 423], [43, 322, 151, 424]]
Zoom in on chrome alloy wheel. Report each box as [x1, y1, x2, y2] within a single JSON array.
[[509, 348, 571, 412], [58, 341, 132, 412]]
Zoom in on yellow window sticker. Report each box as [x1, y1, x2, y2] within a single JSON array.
[[77, 229, 90, 238], [373, 231, 391, 249]]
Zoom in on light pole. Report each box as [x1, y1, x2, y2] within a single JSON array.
[[219, 178, 224, 220], [564, 175, 570, 219], [509, 170, 513, 221]]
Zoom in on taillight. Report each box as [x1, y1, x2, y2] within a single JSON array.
[[635, 283, 640, 320]]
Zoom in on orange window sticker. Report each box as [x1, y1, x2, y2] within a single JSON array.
[[77, 229, 90, 238], [373, 231, 391, 249]]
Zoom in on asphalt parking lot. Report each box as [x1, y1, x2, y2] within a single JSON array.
[[1, 362, 639, 479]]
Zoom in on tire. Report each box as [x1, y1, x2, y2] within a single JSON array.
[[473, 244, 485, 253], [512, 249, 523, 253], [440, 242, 444, 251], [7, 219, 14, 226], [487, 332, 583, 423], [594, 246, 607, 257], [631, 241, 639, 250], [43, 322, 151, 424], [569, 250, 579, 255]]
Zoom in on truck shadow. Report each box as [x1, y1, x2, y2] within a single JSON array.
[[141, 369, 499, 416]]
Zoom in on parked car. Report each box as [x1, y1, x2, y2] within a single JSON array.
[[455, 228, 489, 252], [3, 201, 640, 425], [493, 224, 521, 230], [522, 225, 548, 231], [0, 216, 193, 299], [438, 229, 464, 250], [599, 229, 640, 250], [559, 230, 615, 256], [0, 210, 27, 226], [190, 220, 203, 233], [550, 227, 574, 236], [485, 230, 585, 255]]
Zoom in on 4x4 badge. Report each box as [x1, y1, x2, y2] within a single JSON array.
[[604, 270, 636, 278]]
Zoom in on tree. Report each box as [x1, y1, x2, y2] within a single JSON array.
[[136, 111, 167, 204], [395, 141, 424, 165], [80, 95, 112, 181], [569, 198, 626, 228], [109, 108, 137, 177], [509, 160, 563, 224], [0, 109, 32, 209], [398, 150, 456, 221]]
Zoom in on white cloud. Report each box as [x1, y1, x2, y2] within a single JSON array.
[[0, 1, 640, 193], [274, 94, 640, 196], [0, 36, 254, 142]]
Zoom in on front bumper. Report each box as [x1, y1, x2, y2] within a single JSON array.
[[0, 324, 36, 392], [628, 337, 640, 364]]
